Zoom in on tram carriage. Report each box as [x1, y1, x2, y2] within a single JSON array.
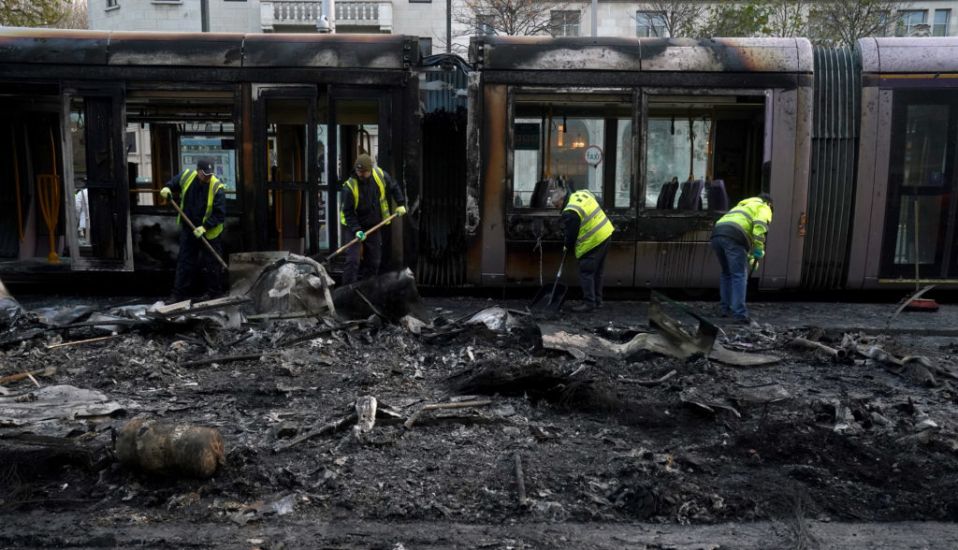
[[0, 28, 957, 293]]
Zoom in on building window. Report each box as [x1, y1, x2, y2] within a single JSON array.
[[126, 131, 137, 154], [898, 10, 928, 36], [934, 9, 951, 36], [419, 37, 432, 57], [409, 0, 431, 3], [636, 11, 667, 38], [550, 10, 580, 37], [477, 14, 496, 36], [106, 0, 118, 8]]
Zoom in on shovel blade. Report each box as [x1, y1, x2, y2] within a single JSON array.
[[531, 283, 568, 313]]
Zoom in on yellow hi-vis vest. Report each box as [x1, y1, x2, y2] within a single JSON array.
[[563, 190, 614, 258], [340, 166, 390, 226], [177, 170, 225, 240], [714, 196, 773, 255]]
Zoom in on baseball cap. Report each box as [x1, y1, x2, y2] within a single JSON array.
[[197, 159, 215, 176]]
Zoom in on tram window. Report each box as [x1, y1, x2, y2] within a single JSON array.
[[645, 95, 765, 211], [645, 117, 710, 209], [124, 122, 237, 208], [901, 105, 949, 188], [614, 119, 633, 208], [511, 101, 633, 209], [513, 118, 540, 207], [512, 116, 605, 206]]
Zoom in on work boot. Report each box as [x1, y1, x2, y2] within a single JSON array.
[[569, 302, 595, 313]]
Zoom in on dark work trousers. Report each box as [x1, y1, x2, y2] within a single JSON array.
[[173, 229, 226, 299], [341, 227, 383, 285], [577, 238, 611, 306], [709, 234, 749, 320]]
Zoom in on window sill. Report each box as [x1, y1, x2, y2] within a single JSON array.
[[105, 6, 120, 12]]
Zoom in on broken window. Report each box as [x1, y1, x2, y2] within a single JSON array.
[[511, 93, 632, 210], [124, 90, 238, 269], [644, 95, 765, 211]]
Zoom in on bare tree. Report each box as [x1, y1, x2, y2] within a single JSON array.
[[766, 0, 810, 37], [455, 0, 571, 37], [0, 0, 70, 27], [636, 1, 706, 38], [54, 0, 87, 30], [809, 0, 908, 47]]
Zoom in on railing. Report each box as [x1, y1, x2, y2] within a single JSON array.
[[271, 1, 322, 24], [265, 0, 391, 29], [335, 2, 379, 23]]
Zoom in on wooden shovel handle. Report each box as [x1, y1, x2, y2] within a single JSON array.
[[168, 199, 228, 270], [325, 213, 399, 263]]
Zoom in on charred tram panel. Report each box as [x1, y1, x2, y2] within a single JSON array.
[[0, 28, 421, 283], [467, 36, 813, 290]]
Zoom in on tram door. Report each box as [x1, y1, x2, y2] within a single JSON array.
[[252, 86, 322, 255], [61, 87, 134, 270], [881, 91, 958, 280], [327, 90, 392, 257]]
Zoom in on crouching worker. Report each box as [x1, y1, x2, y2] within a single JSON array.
[[709, 193, 773, 324], [340, 154, 407, 285], [551, 188, 615, 313], [159, 158, 227, 302]]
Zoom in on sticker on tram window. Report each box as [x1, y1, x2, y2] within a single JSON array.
[[584, 145, 603, 166]]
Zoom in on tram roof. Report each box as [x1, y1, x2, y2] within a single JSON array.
[[859, 37, 958, 74], [469, 36, 813, 74], [0, 28, 418, 70]]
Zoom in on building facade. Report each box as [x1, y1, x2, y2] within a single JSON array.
[[88, 1, 958, 58]]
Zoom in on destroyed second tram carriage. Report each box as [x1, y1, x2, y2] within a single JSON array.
[[0, 30, 955, 292]]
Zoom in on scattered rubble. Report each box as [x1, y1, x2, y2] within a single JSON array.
[[1, 275, 958, 546]]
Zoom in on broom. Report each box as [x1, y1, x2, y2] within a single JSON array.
[[36, 128, 60, 264]]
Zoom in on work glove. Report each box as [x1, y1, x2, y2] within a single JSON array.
[[355, 230, 366, 242], [193, 226, 207, 238], [751, 249, 764, 261], [394, 205, 407, 217], [159, 186, 172, 199]]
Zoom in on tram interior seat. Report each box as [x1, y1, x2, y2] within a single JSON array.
[[655, 177, 728, 211]]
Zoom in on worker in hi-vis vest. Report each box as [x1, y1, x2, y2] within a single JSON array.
[[160, 158, 227, 303], [709, 193, 773, 324], [339, 154, 406, 285], [550, 187, 615, 313]]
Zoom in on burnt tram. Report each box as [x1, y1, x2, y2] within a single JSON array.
[[0, 29, 957, 294], [0, 29, 421, 280]]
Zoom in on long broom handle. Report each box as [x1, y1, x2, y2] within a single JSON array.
[[168, 198, 229, 270], [324, 213, 399, 263]]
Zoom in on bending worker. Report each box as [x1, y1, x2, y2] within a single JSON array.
[[709, 193, 773, 324], [340, 154, 406, 285], [160, 159, 226, 302], [551, 187, 615, 313]]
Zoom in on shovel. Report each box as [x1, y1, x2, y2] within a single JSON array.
[[168, 199, 229, 270], [531, 248, 568, 313], [322, 212, 399, 264]]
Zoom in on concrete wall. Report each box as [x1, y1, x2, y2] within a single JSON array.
[[89, 0, 262, 32]]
